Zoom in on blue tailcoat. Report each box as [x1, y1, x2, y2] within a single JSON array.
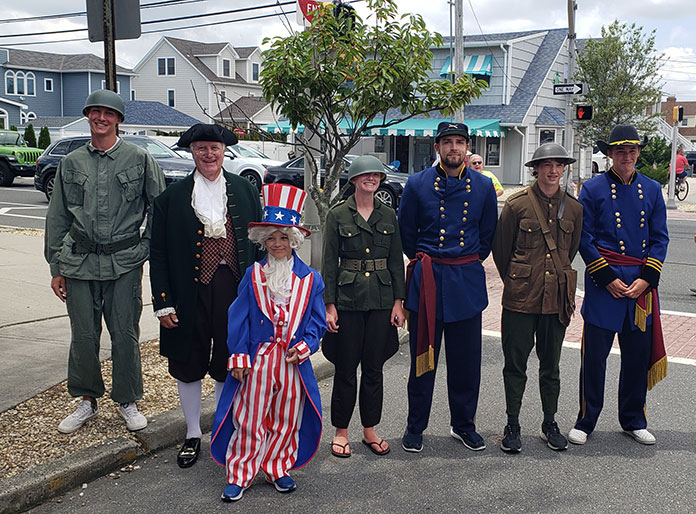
[[398, 165, 498, 322], [210, 254, 327, 468], [578, 171, 669, 332]]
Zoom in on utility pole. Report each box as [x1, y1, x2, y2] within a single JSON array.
[[564, 0, 577, 167], [454, 0, 464, 123], [666, 119, 678, 210], [102, 0, 117, 92]]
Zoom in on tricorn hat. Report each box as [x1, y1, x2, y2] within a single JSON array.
[[435, 121, 470, 143], [177, 123, 238, 148], [596, 125, 647, 156], [248, 183, 311, 236]]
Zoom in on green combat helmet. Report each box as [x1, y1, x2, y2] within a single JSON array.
[[525, 143, 576, 167], [82, 89, 125, 120], [347, 155, 386, 182]]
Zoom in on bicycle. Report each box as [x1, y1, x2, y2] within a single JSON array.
[[675, 175, 689, 201]]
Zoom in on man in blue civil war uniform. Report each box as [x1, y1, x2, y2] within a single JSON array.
[[398, 122, 498, 453], [568, 125, 669, 447]]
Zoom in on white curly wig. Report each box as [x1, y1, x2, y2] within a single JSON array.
[[248, 225, 305, 250]]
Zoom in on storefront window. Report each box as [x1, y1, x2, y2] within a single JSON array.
[[540, 129, 555, 145], [486, 137, 500, 166]]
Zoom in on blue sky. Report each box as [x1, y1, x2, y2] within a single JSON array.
[[3, 0, 695, 100]]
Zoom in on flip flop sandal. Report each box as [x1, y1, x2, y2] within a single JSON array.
[[362, 439, 391, 456], [330, 441, 351, 458]]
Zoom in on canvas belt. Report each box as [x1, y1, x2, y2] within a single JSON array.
[[70, 225, 140, 255], [340, 258, 387, 272]]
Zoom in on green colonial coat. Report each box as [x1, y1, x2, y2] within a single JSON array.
[[149, 171, 263, 361]]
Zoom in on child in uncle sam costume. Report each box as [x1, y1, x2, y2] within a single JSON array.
[[210, 183, 327, 502]]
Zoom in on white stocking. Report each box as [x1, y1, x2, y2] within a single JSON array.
[[177, 380, 202, 439], [214, 380, 225, 405]]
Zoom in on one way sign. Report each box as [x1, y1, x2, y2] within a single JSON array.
[[553, 83, 584, 95]]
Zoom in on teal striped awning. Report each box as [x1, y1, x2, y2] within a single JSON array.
[[440, 54, 493, 77], [263, 118, 505, 138]]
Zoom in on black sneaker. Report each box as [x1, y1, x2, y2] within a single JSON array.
[[501, 424, 522, 453], [401, 430, 423, 453], [540, 421, 568, 451], [450, 427, 486, 451]]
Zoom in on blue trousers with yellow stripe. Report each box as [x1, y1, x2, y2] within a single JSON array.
[[574, 320, 652, 434]]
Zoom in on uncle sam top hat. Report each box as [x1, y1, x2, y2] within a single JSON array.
[[248, 183, 312, 236]]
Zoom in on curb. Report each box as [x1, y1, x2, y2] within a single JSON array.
[[0, 333, 402, 513]]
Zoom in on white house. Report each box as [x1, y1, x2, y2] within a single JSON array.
[[131, 37, 265, 123]]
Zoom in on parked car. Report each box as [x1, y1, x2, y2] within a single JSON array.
[[171, 143, 281, 191], [0, 129, 44, 186], [34, 135, 193, 200], [685, 151, 696, 176], [263, 155, 406, 210], [591, 146, 611, 175]]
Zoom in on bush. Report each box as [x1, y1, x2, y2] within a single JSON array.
[[38, 126, 51, 149], [23, 123, 37, 147], [640, 165, 668, 185]]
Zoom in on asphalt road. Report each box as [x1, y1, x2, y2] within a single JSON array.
[[0, 177, 48, 230], [32, 335, 695, 513]]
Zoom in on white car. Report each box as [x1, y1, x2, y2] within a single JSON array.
[[171, 143, 281, 191]]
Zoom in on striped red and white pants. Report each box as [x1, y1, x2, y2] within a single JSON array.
[[225, 342, 305, 486]]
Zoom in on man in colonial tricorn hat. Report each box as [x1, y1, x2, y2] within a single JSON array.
[[568, 125, 669, 446], [209, 183, 326, 502], [150, 123, 263, 468]]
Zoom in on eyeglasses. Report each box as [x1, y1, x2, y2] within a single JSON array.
[[470, 161, 483, 165], [192, 145, 224, 155]]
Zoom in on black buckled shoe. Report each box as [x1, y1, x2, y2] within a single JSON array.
[[177, 437, 201, 468]]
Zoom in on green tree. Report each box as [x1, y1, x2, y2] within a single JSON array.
[[38, 126, 51, 149], [637, 135, 670, 169], [260, 0, 487, 221], [575, 20, 663, 146], [23, 123, 37, 147]]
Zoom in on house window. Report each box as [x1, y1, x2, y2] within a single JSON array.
[[16, 72, 25, 94], [5, 71, 14, 94], [26, 73, 35, 95], [540, 129, 555, 145], [167, 89, 175, 107], [252, 62, 259, 81], [158, 57, 175, 75], [485, 137, 501, 166], [222, 59, 231, 77], [44, 78, 54, 92], [219, 90, 226, 102], [131, 89, 136, 101], [101, 80, 121, 93]]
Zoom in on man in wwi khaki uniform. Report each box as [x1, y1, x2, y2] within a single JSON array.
[[491, 143, 582, 453], [45, 89, 165, 433]]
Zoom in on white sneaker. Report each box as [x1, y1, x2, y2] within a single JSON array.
[[624, 429, 656, 445], [118, 402, 148, 431], [568, 428, 588, 445], [58, 400, 98, 434]]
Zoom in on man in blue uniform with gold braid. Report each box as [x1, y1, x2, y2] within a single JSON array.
[[568, 125, 669, 447], [398, 122, 498, 453]]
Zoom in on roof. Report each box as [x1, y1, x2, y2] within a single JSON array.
[[0, 47, 133, 74], [535, 106, 566, 126], [22, 116, 83, 128], [235, 46, 257, 58], [215, 96, 269, 120], [164, 37, 249, 85], [124, 101, 200, 127], [440, 29, 557, 46]]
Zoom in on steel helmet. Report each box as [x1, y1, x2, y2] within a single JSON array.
[[347, 155, 386, 182], [525, 143, 576, 167], [82, 89, 125, 120]]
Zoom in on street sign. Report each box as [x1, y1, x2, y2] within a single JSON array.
[[296, 0, 321, 25], [576, 105, 593, 120], [553, 83, 583, 95], [86, 0, 141, 42]]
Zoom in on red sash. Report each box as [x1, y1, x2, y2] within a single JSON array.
[[597, 246, 667, 389], [406, 252, 479, 377]]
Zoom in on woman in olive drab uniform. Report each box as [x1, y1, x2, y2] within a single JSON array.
[[322, 155, 406, 458]]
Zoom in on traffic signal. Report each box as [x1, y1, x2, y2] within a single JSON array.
[[673, 106, 684, 122], [576, 105, 593, 121]]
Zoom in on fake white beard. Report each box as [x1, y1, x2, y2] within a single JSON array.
[[264, 255, 293, 299]]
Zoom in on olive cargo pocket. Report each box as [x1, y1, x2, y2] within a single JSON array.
[[336, 270, 357, 309], [63, 169, 88, 206], [558, 219, 574, 250], [116, 165, 145, 201], [338, 223, 361, 252], [503, 262, 532, 301], [374, 222, 395, 248]]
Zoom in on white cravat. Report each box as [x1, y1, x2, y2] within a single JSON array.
[[191, 170, 227, 238]]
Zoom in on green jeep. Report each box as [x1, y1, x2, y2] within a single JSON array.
[[0, 129, 44, 186]]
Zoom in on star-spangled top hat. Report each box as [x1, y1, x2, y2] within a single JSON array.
[[248, 183, 311, 236]]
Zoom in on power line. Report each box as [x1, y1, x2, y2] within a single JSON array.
[[0, 0, 205, 25]]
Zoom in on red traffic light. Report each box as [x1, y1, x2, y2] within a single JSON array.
[[576, 105, 593, 120]]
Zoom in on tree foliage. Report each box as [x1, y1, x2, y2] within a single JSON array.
[[23, 123, 37, 147], [260, 0, 487, 222], [637, 135, 670, 168], [575, 21, 663, 146], [38, 126, 51, 150]]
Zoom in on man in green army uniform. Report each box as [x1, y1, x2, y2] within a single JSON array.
[[45, 89, 165, 433], [491, 143, 582, 453]]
